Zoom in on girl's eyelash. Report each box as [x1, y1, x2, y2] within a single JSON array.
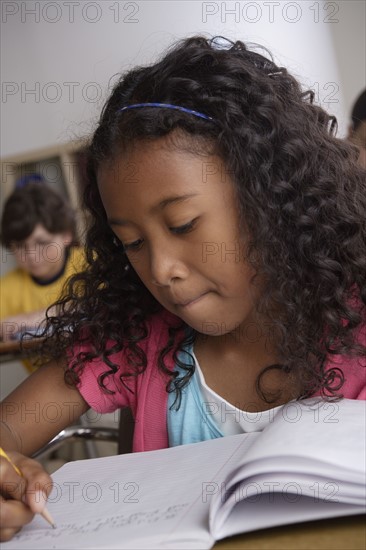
[[122, 219, 197, 251], [122, 239, 143, 252], [169, 219, 197, 234]]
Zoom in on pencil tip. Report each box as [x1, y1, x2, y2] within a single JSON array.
[[52, 524, 56, 529]]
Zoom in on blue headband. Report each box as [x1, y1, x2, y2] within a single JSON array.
[[118, 102, 215, 122]]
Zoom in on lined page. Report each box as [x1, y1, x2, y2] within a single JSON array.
[[3, 432, 259, 550], [232, 398, 366, 472], [209, 398, 366, 538]]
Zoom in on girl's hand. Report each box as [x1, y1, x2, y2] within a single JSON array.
[[0, 451, 53, 542]]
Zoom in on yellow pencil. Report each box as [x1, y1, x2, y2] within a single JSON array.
[[0, 447, 56, 529]]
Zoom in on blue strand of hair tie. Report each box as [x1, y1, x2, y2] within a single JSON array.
[[118, 102, 215, 122]]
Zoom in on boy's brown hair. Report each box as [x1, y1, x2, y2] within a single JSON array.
[[1, 183, 77, 248]]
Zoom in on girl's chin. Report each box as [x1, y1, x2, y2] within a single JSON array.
[[181, 315, 237, 337]]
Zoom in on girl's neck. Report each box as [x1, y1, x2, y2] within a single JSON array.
[[194, 329, 297, 412], [195, 322, 278, 368]]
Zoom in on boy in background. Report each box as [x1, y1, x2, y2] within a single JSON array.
[[0, 182, 84, 354]]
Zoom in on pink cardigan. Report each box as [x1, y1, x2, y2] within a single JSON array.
[[72, 311, 366, 453]]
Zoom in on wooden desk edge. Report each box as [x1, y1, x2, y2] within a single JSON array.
[[0, 338, 46, 355], [213, 514, 366, 549]]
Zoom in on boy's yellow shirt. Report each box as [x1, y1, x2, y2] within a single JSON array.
[[0, 247, 85, 372], [0, 247, 85, 320]]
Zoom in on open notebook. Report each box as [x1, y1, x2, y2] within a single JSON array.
[[3, 398, 365, 550]]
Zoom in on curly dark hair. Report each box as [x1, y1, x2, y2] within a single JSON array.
[[42, 35, 366, 407]]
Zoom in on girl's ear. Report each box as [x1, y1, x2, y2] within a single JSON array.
[[62, 230, 74, 247]]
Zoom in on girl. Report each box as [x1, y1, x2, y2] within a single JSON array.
[[0, 35, 365, 541]]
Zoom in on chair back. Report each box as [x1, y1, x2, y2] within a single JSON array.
[[118, 407, 135, 454]]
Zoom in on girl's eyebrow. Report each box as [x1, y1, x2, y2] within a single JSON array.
[[108, 193, 199, 226], [156, 192, 199, 210]]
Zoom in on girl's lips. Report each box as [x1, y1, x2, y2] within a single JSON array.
[[175, 291, 209, 308]]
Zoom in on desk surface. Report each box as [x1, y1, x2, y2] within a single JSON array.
[[0, 338, 44, 361], [214, 515, 365, 549]]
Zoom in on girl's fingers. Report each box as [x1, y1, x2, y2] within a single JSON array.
[[0, 528, 20, 543], [0, 496, 34, 527], [12, 454, 53, 514], [0, 496, 34, 541], [0, 452, 53, 515], [0, 451, 53, 542], [0, 456, 26, 500]]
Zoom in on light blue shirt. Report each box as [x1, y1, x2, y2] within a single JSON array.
[[167, 342, 224, 447]]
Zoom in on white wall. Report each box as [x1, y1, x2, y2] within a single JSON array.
[[2, 0, 364, 159], [329, 0, 365, 134]]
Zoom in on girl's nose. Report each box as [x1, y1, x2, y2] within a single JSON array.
[[150, 244, 189, 287]]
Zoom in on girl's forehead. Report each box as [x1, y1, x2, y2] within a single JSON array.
[[98, 136, 228, 190], [100, 132, 218, 174], [97, 140, 237, 217], [99, 154, 231, 206]]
